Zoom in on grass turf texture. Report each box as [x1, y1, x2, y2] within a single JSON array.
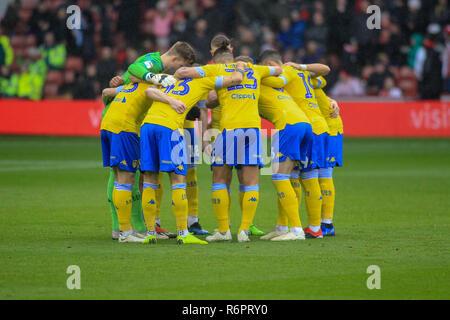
[[0, 136, 449, 300]]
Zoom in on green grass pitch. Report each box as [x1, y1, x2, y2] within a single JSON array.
[[0, 136, 449, 299]]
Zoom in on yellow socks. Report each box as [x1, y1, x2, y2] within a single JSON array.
[[272, 174, 302, 228], [277, 198, 288, 226], [212, 183, 230, 232], [319, 168, 335, 224], [238, 184, 244, 211], [290, 171, 302, 208], [239, 185, 259, 234], [155, 173, 163, 225], [186, 168, 199, 227], [171, 183, 188, 234], [142, 183, 158, 231], [112, 183, 133, 231], [300, 170, 322, 227]]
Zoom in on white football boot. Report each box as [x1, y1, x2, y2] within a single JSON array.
[[260, 229, 289, 240], [206, 230, 232, 242], [112, 230, 120, 240], [271, 230, 305, 241], [118, 231, 144, 243], [237, 229, 250, 243]]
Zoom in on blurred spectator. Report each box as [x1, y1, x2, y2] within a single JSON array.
[[408, 33, 424, 68], [380, 77, 403, 98], [366, 60, 394, 95], [120, 48, 139, 71], [330, 70, 364, 96], [151, 1, 174, 40], [415, 37, 443, 99], [97, 47, 117, 90], [39, 32, 66, 70], [0, 27, 13, 67], [1, 0, 448, 100], [17, 48, 47, 100], [0, 65, 19, 97], [302, 41, 323, 64], [304, 11, 328, 52], [186, 19, 210, 64], [72, 64, 98, 100], [443, 25, 450, 93]]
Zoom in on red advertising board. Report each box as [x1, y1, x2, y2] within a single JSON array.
[[0, 99, 449, 137]]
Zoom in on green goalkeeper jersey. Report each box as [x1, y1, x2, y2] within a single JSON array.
[[102, 52, 164, 118]]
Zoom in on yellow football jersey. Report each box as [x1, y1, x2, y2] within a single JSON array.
[[196, 62, 277, 130], [210, 104, 222, 129], [262, 66, 329, 135], [143, 77, 220, 131], [183, 94, 207, 129], [258, 85, 310, 130], [312, 76, 343, 135], [101, 82, 153, 134]]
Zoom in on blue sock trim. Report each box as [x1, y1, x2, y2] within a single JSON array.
[[115, 183, 133, 191], [272, 173, 290, 181], [290, 171, 299, 179], [143, 183, 158, 190], [318, 167, 333, 178], [227, 186, 231, 194], [212, 183, 228, 191], [244, 185, 259, 192], [114, 181, 118, 188], [172, 183, 186, 190], [239, 184, 245, 192], [301, 169, 319, 180]]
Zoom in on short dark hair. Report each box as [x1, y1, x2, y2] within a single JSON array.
[[210, 34, 231, 50], [234, 55, 253, 63], [258, 50, 282, 64], [212, 46, 233, 63], [167, 41, 196, 65]]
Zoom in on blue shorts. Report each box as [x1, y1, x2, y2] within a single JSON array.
[[140, 123, 187, 176], [328, 133, 343, 167], [272, 122, 313, 170], [184, 127, 199, 170], [302, 132, 329, 172], [100, 130, 140, 173], [212, 128, 263, 167]]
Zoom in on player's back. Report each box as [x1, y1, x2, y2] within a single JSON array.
[[101, 82, 153, 134], [259, 85, 310, 130], [281, 66, 329, 135], [211, 62, 276, 130], [144, 77, 218, 130]]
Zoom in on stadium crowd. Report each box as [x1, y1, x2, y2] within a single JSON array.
[[0, 0, 449, 100]]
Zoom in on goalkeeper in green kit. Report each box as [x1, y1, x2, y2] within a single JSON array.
[[102, 42, 196, 240]]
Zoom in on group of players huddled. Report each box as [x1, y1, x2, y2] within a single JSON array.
[[100, 34, 343, 244]]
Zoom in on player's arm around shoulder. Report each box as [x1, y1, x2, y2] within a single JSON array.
[[145, 87, 187, 114], [217, 61, 246, 88], [174, 64, 221, 79], [283, 61, 330, 76]]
